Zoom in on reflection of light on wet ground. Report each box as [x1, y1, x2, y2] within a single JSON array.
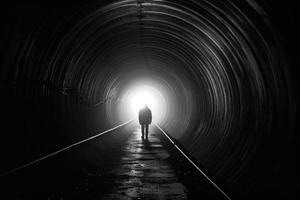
[[103, 126, 186, 199]]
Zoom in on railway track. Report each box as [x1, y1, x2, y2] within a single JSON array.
[[1, 121, 232, 200]]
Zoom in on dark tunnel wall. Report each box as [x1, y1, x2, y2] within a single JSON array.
[[0, 0, 299, 198]]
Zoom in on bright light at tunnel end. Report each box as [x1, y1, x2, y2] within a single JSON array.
[[131, 90, 155, 113], [118, 84, 167, 124]]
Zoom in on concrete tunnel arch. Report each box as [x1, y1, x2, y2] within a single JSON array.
[[0, 0, 297, 198]]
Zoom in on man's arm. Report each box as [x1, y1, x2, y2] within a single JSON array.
[[149, 110, 152, 124], [138, 110, 142, 124]]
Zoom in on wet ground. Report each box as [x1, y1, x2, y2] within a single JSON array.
[[1, 122, 228, 199], [102, 127, 186, 200]]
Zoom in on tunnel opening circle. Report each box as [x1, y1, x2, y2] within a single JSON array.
[[117, 83, 168, 124]]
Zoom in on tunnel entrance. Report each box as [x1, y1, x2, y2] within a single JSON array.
[[117, 84, 167, 124]]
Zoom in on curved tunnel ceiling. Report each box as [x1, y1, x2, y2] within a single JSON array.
[[0, 0, 295, 192]]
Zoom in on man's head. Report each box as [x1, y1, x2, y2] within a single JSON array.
[[141, 103, 148, 109]]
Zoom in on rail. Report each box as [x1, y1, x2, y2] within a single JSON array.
[[0, 120, 133, 177], [155, 124, 232, 200]]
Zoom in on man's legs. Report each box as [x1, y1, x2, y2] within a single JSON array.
[[145, 124, 149, 139], [141, 124, 145, 138]]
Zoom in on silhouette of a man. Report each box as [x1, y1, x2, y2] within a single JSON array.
[[138, 104, 152, 139]]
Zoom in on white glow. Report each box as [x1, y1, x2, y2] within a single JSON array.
[[131, 91, 155, 113], [118, 84, 167, 123]]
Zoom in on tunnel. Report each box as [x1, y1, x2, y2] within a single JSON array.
[[0, 0, 299, 199]]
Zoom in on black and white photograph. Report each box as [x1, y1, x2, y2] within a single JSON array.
[[0, 0, 299, 199]]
